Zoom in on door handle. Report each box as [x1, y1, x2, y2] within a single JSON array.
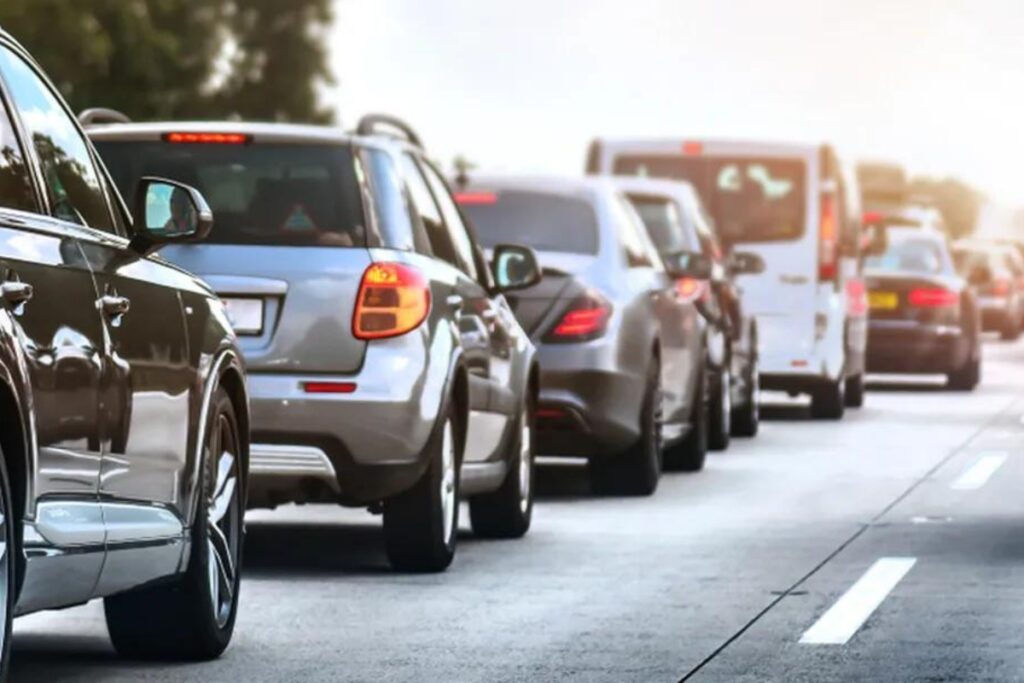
[[1, 280, 33, 306], [446, 294, 464, 311], [100, 294, 131, 317]]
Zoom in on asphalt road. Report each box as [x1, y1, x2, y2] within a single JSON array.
[[12, 337, 1024, 682]]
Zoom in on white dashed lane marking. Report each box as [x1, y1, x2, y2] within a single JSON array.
[[950, 452, 1008, 491]]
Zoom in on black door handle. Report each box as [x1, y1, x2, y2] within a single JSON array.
[[100, 294, 131, 317]]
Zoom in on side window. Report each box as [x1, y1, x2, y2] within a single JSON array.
[[0, 95, 36, 213], [361, 148, 431, 254], [611, 194, 655, 268], [419, 160, 480, 281], [0, 46, 114, 232], [397, 152, 460, 268]]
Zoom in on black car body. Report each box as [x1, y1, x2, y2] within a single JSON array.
[[866, 228, 980, 389], [0, 29, 250, 672]]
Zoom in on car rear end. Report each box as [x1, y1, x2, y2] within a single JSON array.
[[953, 244, 1020, 334], [91, 123, 447, 507], [456, 177, 649, 458], [592, 138, 852, 393], [865, 231, 972, 374]]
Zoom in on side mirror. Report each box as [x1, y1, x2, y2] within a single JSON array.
[[663, 250, 713, 280], [730, 251, 765, 275], [968, 265, 992, 286], [492, 244, 541, 292], [130, 177, 213, 256]]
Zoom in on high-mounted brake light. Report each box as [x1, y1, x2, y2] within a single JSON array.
[[454, 192, 498, 205], [163, 132, 250, 145], [908, 288, 958, 308], [818, 193, 839, 283], [682, 141, 704, 156], [546, 293, 612, 342], [353, 263, 431, 340]]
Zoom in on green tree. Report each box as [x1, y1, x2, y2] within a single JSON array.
[[0, 0, 334, 123]]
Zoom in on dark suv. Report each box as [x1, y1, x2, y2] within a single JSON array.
[[0, 29, 250, 674]]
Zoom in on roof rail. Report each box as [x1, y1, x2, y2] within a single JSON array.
[[355, 113, 422, 148], [77, 108, 131, 127]]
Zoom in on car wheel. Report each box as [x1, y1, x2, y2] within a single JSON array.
[[664, 361, 708, 472], [844, 373, 865, 408], [731, 353, 759, 438], [590, 359, 662, 496], [947, 352, 981, 391], [810, 378, 846, 420], [106, 387, 244, 661], [708, 363, 731, 451], [1000, 312, 1020, 341], [470, 396, 534, 538], [0, 448, 16, 680], [384, 403, 460, 572]]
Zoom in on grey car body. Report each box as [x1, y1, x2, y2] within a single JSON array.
[[456, 175, 711, 494], [89, 117, 538, 570]]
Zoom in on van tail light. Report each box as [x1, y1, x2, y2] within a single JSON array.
[[545, 293, 612, 343], [992, 279, 1011, 297], [353, 263, 431, 340], [818, 193, 839, 283], [908, 288, 958, 308]]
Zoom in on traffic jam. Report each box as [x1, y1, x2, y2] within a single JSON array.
[[1, 10, 1023, 683]]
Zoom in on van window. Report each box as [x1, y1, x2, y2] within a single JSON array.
[[95, 140, 366, 247], [458, 189, 599, 255], [613, 154, 807, 246]]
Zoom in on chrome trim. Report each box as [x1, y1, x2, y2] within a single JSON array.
[[33, 501, 105, 547], [250, 444, 338, 488], [102, 502, 184, 544]]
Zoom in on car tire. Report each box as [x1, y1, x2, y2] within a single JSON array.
[[590, 359, 662, 496], [947, 352, 981, 391], [844, 373, 865, 408], [384, 403, 461, 572], [470, 396, 534, 539], [1000, 313, 1020, 341], [731, 353, 759, 438], [810, 378, 846, 420], [0, 447, 16, 681], [664, 362, 708, 472], [105, 387, 244, 661], [708, 364, 731, 451]]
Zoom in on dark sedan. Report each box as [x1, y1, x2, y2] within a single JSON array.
[[865, 228, 980, 390]]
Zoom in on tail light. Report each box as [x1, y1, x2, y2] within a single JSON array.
[[545, 292, 612, 343], [674, 277, 708, 304], [353, 263, 431, 340], [992, 279, 1011, 297], [163, 132, 250, 144], [908, 288, 958, 308], [818, 193, 839, 283]]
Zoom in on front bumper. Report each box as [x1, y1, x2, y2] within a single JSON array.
[[866, 320, 969, 374]]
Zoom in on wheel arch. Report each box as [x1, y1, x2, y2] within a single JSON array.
[[0, 370, 30, 599]]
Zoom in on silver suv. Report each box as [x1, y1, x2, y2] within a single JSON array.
[[89, 115, 540, 572]]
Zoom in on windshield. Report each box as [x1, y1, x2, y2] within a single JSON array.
[[865, 235, 950, 275], [94, 140, 366, 247], [457, 189, 599, 254], [612, 155, 806, 245]]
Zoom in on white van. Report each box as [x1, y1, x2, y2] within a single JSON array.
[[589, 138, 867, 419]]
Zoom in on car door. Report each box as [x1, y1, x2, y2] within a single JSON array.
[[0, 43, 107, 609]]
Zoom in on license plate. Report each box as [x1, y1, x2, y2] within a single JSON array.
[[223, 298, 264, 335], [868, 291, 898, 310]]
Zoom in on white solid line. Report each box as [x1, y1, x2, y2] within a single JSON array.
[[950, 452, 1008, 491], [800, 557, 917, 645]]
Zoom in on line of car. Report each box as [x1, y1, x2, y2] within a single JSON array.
[[0, 26, 1004, 678]]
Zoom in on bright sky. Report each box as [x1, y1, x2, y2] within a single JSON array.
[[331, 0, 1024, 209]]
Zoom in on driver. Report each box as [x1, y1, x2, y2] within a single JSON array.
[[163, 187, 196, 236]]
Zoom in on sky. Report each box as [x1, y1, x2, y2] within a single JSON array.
[[330, 0, 1024, 210]]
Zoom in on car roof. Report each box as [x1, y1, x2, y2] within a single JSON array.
[[86, 121, 362, 146]]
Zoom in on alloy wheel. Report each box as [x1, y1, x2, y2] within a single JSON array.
[[207, 412, 241, 629], [518, 406, 533, 515], [440, 419, 457, 546]]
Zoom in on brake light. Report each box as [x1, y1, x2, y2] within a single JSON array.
[[163, 132, 250, 144], [992, 279, 1011, 296], [862, 211, 885, 226], [682, 141, 704, 156], [353, 263, 431, 340], [546, 293, 612, 342], [454, 192, 498, 205], [675, 277, 707, 304], [908, 288, 958, 308], [819, 193, 839, 283]]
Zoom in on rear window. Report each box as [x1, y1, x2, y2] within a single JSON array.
[[457, 190, 598, 254], [612, 155, 806, 245], [94, 140, 366, 247], [865, 236, 949, 275], [627, 194, 691, 253]]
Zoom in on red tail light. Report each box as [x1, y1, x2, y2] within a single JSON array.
[[992, 279, 1011, 297], [163, 132, 250, 144], [454, 191, 498, 205], [674, 277, 708, 304], [908, 288, 958, 308], [819, 193, 839, 282], [546, 293, 612, 342], [353, 263, 431, 340]]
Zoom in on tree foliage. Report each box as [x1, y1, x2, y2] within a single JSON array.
[[908, 176, 983, 239], [0, 0, 334, 123]]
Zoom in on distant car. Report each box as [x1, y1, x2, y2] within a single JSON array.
[[456, 175, 713, 494], [865, 229, 980, 389], [952, 241, 1023, 340], [0, 28, 250, 671], [90, 115, 540, 572], [615, 176, 764, 443], [589, 138, 870, 419]]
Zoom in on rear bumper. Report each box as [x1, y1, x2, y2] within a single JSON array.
[[866, 320, 969, 374]]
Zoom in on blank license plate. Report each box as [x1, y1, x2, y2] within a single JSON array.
[[868, 291, 898, 310], [223, 298, 264, 335]]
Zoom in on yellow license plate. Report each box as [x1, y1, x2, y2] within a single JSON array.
[[868, 291, 898, 310]]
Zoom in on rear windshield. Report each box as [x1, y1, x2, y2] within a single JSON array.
[[865, 236, 949, 275], [457, 190, 598, 254], [626, 194, 690, 253], [95, 140, 365, 247], [612, 155, 806, 245]]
